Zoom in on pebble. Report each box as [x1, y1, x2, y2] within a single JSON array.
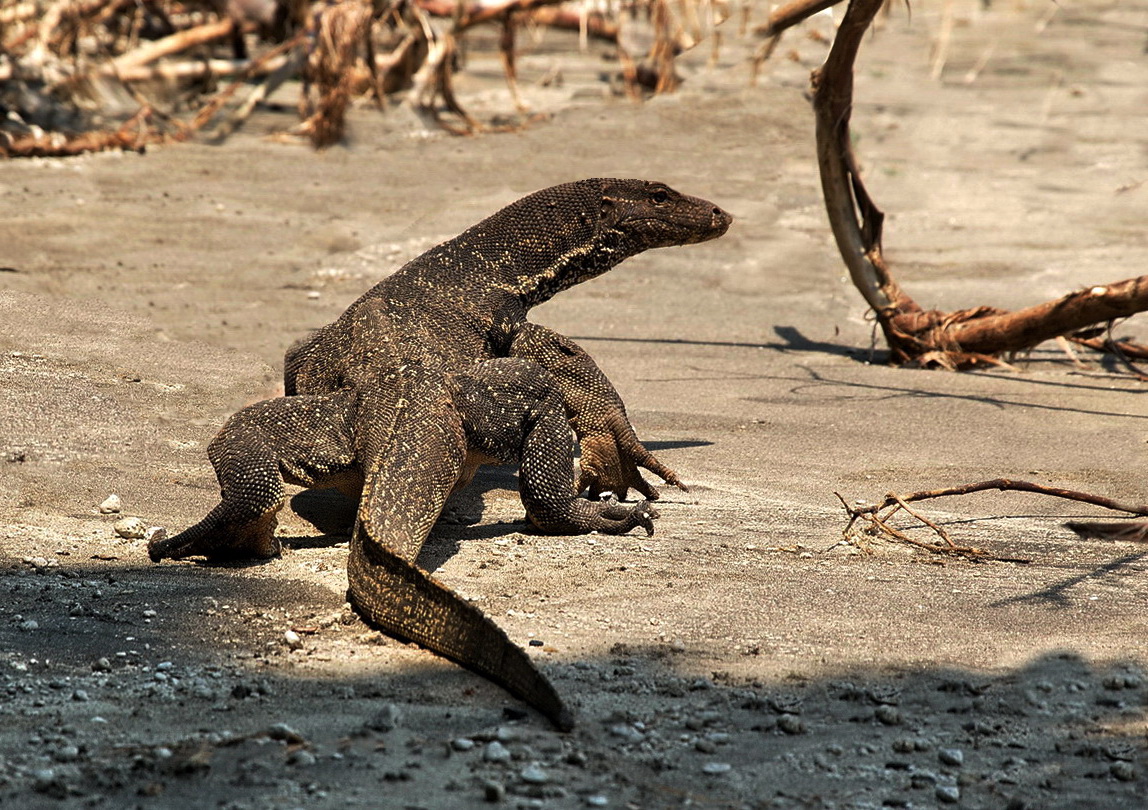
[[53, 745, 80, 762], [482, 780, 506, 802], [1110, 761, 1136, 782], [366, 703, 401, 732], [287, 749, 317, 767], [702, 762, 732, 775], [113, 517, 147, 539], [609, 724, 644, 742], [520, 763, 548, 784], [483, 741, 512, 763], [267, 723, 305, 744], [451, 738, 475, 752], [875, 705, 903, 726], [92, 657, 112, 672], [72, 690, 90, 702], [938, 748, 964, 767], [585, 796, 609, 807], [98, 494, 122, 514], [935, 785, 960, 803], [778, 714, 806, 735], [283, 629, 303, 650], [495, 725, 520, 743], [19, 619, 39, 631]]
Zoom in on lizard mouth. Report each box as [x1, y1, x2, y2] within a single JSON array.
[[627, 206, 733, 246]]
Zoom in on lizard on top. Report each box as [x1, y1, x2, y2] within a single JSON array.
[[150, 178, 732, 730]]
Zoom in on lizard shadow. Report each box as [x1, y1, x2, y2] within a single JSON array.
[[284, 449, 693, 573]]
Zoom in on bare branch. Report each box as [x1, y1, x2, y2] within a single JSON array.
[[857, 479, 1148, 517]]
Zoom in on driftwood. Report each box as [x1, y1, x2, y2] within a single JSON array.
[[838, 478, 1148, 560], [2, 0, 718, 155], [798, 0, 1148, 369]]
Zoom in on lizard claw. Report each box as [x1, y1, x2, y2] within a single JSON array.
[[596, 497, 658, 536]]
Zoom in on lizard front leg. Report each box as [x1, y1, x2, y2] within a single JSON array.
[[457, 358, 658, 535], [508, 322, 686, 501], [150, 392, 359, 562]]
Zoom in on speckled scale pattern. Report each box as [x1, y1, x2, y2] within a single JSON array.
[[152, 179, 731, 729]]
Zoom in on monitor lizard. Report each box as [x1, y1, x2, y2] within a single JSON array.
[[149, 179, 731, 729]]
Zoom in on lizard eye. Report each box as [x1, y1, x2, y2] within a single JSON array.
[[651, 190, 669, 204]]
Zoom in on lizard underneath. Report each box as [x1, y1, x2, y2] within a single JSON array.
[[150, 178, 731, 729]]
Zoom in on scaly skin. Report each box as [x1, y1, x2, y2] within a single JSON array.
[[152, 180, 730, 729]]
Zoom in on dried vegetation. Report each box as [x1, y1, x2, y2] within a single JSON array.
[[0, 0, 728, 153]]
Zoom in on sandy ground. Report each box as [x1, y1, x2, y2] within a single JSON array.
[[2, 2, 1147, 807]]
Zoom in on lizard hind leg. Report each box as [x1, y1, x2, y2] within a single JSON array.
[[151, 393, 358, 562]]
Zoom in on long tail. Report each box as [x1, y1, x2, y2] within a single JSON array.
[[347, 530, 573, 730], [346, 375, 573, 730]]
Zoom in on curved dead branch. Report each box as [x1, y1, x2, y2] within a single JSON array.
[[812, 0, 1148, 369]]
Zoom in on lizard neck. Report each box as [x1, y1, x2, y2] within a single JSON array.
[[494, 226, 637, 309]]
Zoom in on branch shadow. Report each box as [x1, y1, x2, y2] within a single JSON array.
[[989, 550, 1148, 609]]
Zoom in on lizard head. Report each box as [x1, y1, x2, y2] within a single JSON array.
[[597, 179, 732, 249]]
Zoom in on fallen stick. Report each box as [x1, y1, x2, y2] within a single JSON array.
[[102, 57, 288, 84], [106, 19, 235, 74], [856, 479, 1148, 518], [0, 107, 154, 158], [755, 0, 843, 38]]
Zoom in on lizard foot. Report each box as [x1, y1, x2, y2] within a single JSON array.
[[577, 432, 688, 502], [528, 497, 658, 538], [149, 506, 281, 562], [597, 497, 659, 537]]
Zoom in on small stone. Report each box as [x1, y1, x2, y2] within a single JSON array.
[[19, 619, 38, 631], [451, 738, 475, 752], [266, 723, 305, 744], [528, 639, 544, 647], [875, 705, 903, 726], [98, 494, 123, 514], [778, 714, 806, 735], [609, 724, 644, 742], [32, 768, 59, 794], [892, 738, 915, 754], [695, 739, 717, 754], [585, 796, 609, 807], [113, 517, 147, 539], [92, 657, 112, 672], [520, 763, 548, 784], [935, 785, 960, 803], [72, 690, 90, 702], [142, 609, 157, 619], [53, 745, 80, 762], [938, 748, 964, 767], [482, 780, 506, 802], [483, 741, 512, 763], [287, 749, 316, 767], [283, 629, 303, 650], [495, 725, 520, 743], [702, 762, 732, 775], [366, 703, 401, 732], [1110, 761, 1136, 782]]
